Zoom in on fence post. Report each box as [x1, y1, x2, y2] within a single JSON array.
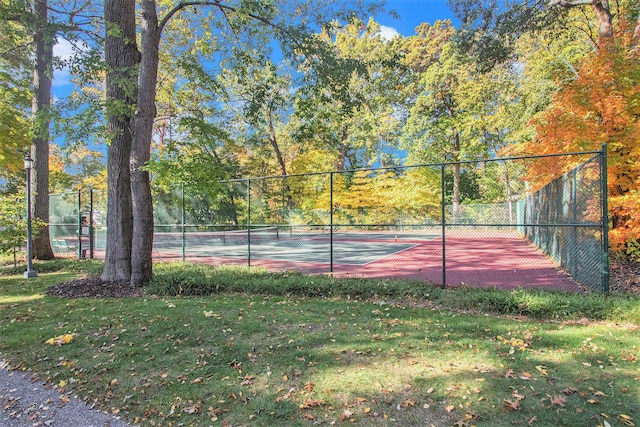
[[569, 169, 577, 277], [89, 188, 94, 259], [77, 191, 82, 259], [330, 172, 334, 274], [181, 184, 185, 262], [441, 164, 446, 289], [247, 178, 251, 267], [601, 143, 609, 292]]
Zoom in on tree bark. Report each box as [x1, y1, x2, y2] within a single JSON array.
[[451, 133, 462, 218], [31, 0, 54, 260], [592, 0, 613, 39], [130, 0, 159, 286], [267, 111, 294, 210], [337, 126, 349, 170], [102, 0, 139, 282]]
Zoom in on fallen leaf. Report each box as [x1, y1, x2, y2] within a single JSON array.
[[549, 394, 567, 407], [512, 390, 525, 401], [299, 399, 325, 409], [519, 372, 532, 380], [503, 399, 520, 411], [535, 365, 548, 377], [341, 409, 354, 421], [401, 399, 415, 408], [45, 334, 75, 346], [619, 414, 635, 427]]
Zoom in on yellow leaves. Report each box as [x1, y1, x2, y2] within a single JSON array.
[[535, 365, 548, 377], [45, 333, 74, 346], [496, 334, 529, 352], [619, 414, 635, 426]]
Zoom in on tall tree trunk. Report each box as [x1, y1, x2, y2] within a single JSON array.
[[130, 0, 159, 286], [337, 126, 349, 170], [102, 0, 139, 282], [31, 0, 54, 260], [267, 111, 294, 210], [451, 133, 462, 218]]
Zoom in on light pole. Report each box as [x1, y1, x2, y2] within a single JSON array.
[[24, 154, 37, 278]]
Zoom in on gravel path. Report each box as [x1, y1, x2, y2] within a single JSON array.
[[1, 362, 132, 427]]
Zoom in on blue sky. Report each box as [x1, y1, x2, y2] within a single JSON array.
[[378, 0, 457, 37]]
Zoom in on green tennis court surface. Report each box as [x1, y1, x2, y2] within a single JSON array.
[[152, 228, 440, 265]]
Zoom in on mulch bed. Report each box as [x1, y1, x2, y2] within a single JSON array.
[[45, 259, 639, 298], [609, 257, 640, 295], [46, 277, 144, 298]]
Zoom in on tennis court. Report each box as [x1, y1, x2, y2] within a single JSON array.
[[152, 227, 435, 265], [51, 149, 608, 292], [151, 227, 581, 291]]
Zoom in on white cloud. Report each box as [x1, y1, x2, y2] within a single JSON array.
[[378, 25, 401, 42], [54, 37, 74, 61], [53, 37, 73, 87]]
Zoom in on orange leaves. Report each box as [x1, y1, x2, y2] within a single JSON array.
[[299, 399, 325, 409], [526, 29, 640, 252]]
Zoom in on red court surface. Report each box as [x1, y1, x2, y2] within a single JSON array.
[[151, 230, 582, 292]]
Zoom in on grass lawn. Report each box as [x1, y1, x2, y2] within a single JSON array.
[[1, 261, 639, 426]]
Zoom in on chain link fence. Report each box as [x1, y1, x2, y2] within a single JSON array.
[[50, 148, 608, 291]]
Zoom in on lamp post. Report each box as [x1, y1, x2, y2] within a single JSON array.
[[24, 154, 37, 278]]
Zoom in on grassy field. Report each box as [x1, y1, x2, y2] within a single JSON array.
[[1, 260, 639, 426]]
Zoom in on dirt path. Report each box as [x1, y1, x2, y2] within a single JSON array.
[[1, 361, 132, 427]]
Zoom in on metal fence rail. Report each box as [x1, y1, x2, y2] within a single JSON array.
[[50, 148, 609, 292]]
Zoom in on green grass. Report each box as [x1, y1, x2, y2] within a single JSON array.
[[1, 261, 639, 426]]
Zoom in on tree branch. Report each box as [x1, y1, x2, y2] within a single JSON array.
[[548, 0, 594, 8], [158, 1, 292, 44]]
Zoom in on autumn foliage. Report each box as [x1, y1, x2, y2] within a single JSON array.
[[520, 21, 640, 256]]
